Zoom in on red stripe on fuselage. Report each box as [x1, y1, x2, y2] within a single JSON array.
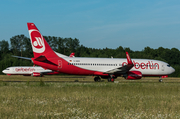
[[33, 58, 97, 75]]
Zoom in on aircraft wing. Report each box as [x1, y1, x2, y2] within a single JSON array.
[[104, 52, 134, 74]]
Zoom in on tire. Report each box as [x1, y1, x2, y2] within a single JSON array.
[[94, 78, 97, 82], [159, 79, 162, 82], [108, 78, 111, 82]]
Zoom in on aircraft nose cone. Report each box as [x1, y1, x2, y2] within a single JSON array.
[[2, 70, 5, 73], [172, 67, 175, 73], [2, 69, 8, 74]]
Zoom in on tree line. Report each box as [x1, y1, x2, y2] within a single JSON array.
[[0, 34, 180, 77]]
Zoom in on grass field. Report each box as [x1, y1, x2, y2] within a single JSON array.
[[0, 75, 180, 118]]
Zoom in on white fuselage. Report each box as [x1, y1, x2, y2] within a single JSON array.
[[2, 66, 53, 75], [61, 57, 175, 76]]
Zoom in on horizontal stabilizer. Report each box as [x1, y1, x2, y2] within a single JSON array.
[[12, 55, 31, 60]]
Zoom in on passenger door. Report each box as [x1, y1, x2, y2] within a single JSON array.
[[58, 60, 62, 69]]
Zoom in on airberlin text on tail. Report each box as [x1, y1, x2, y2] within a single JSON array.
[[27, 23, 57, 58]]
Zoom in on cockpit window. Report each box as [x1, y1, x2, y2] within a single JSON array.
[[6, 69, 10, 70], [167, 65, 171, 67]]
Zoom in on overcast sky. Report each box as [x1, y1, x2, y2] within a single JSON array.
[[1, 0, 180, 51]]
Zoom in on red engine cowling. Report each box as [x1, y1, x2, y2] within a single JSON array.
[[31, 72, 42, 77], [126, 71, 142, 80], [47, 71, 60, 75]]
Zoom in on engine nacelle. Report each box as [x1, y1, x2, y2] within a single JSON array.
[[31, 72, 42, 77], [46, 71, 60, 75], [126, 71, 142, 80]]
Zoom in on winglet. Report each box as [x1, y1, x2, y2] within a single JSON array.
[[126, 52, 133, 65]]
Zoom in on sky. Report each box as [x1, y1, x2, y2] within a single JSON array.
[[1, 0, 180, 51]]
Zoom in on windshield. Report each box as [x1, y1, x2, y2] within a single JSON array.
[[167, 64, 171, 67]]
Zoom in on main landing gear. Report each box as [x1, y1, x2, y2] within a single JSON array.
[[108, 77, 114, 82], [94, 75, 117, 82], [107, 75, 116, 82], [159, 78, 163, 82], [94, 76, 101, 82]]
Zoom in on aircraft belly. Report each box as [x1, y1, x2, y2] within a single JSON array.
[[11, 72, 32, 75]]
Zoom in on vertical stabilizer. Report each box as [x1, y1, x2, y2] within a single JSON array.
[[27, 23, 57, 58]]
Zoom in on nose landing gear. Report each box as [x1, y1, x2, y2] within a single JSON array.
[[159, 78, 163, 82]]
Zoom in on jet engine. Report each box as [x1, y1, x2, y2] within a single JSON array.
[[31, 72, 42, 77], [126, 71, 142, 80]]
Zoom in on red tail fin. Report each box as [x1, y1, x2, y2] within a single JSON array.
[[69, 52, 75, 57], [27, 23, 57, 58], [126, 52, 133, 65]]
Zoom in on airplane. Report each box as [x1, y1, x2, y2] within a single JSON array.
[[2, 66, 60, 77], [26, 23, 175, 82], [2, 53, 75, 77]]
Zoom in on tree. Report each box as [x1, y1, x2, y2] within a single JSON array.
[[22, 37, 33, 57], [0, 40, 9, 54], [10, 35, 27, 56], [65, 38, 80, 55]]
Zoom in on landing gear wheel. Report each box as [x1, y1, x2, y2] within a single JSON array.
[[94, 77, 97, 82], [159, 79, 163, 82], [94, 76, 101, 82], [97, 78, 101, 82], [107, 78, 114, 82], [94, 78, 97, 82], [108, 78, 111, 82]]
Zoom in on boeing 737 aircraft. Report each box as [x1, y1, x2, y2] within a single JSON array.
[[26, 23, 175, 82], [2, 53, 75, 77], [2, 66, 60, 77]]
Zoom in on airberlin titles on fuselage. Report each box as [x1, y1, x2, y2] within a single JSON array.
[[122, 61, 159, 69], [15, 68, 35, 72]]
